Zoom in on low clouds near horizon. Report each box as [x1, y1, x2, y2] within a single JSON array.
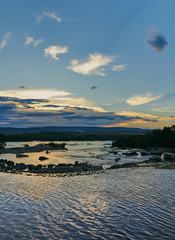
[[0, 88, 172, 128]]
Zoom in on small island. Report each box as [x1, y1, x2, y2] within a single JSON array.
[[0, 142, 66, 154]]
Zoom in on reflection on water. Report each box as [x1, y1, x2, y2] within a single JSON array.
[[0, 169, 175, 239], [0, 142, 175, 239], [2, 141, 148, 167]]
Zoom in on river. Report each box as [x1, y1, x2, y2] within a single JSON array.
[[0, 141, 175, 239]]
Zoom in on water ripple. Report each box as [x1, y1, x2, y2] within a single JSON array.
[[0, 142, 175, 239]]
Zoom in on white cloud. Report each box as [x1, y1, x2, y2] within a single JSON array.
[[37, 15, 43, 23], [44, 45, 68, 60], [37, 11, 61, 23], [67, 53, 115, 76], [25, 37, 33, 45], [0, 89, 71, 100], [127, 93, 162, 106], [43, 12, 61, 23], [33, 39, 44, 47], [25, 36, 44, 47], [112, 64, 127, 71], [0, 32, 11, 51]]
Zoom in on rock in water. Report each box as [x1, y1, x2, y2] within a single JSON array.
[[39, 156, 49, 161], [16, 154, 29, 158]]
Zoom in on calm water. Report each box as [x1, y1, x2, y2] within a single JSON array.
[[0, 141, 175, 240]]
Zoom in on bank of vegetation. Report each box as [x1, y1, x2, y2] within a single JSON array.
[[0, 131, 145, 143], [112, 125, 175, 149]]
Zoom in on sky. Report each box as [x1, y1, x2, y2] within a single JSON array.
[[0, 0, 175, 129]]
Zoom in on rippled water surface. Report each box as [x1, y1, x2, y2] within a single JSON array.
[[0, 142, 175, 239]]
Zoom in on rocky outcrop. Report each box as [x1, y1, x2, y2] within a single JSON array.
[[109, 156, 163, 170], [0, 159, 103, 174]]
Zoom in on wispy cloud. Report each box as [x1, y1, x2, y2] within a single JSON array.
[[117, 111, 171, 121], [147, 25, 168, 53], [153, 107, 175, 113], [67, 53, 115, 76], [44, 45, 68, 60], [127, 93, 162, 106], [0, 32, 11, 51], [37, 11, 61, 23], [24, 36, 44, 47], [112, 64, 127, 71]]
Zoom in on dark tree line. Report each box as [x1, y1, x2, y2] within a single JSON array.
[[0, 134, 6, 149], [0, 131, 127, 143], [112, 125, 175, 148]]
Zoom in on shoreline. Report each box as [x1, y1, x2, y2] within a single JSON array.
[[0, 159, 103, 175], [0, 156, 175, 178], [1, 142, 175, 177]]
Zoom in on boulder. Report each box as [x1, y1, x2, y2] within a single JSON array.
[[109, 151, 118, 155], [48, 164, 56, 170], [6, 160, 14, 166], [39, 156, 49, 161], [148, 156, 162, 163], [140, 151, 150, 156], [163, 153, 175, 162], [15, 163, 27, 170], [16, 154, 29, 158], [115, 158, 120, 162], [27, 164, 35, 171], [123, 151, 138, 156], [0, 163, 6, 169]]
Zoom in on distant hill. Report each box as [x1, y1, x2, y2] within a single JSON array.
[[0, 126, 151, 134]]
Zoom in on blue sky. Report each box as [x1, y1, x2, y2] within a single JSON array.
[[0, 0, 175, 128]]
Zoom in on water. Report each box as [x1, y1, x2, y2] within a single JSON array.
[[1, 141, 149, 167], [0, 141, 175, 240]]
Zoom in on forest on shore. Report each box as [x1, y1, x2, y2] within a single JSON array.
[[0, 131, 144, 145], [1, 126, 175, 149], [112, 125, 175, 148]]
